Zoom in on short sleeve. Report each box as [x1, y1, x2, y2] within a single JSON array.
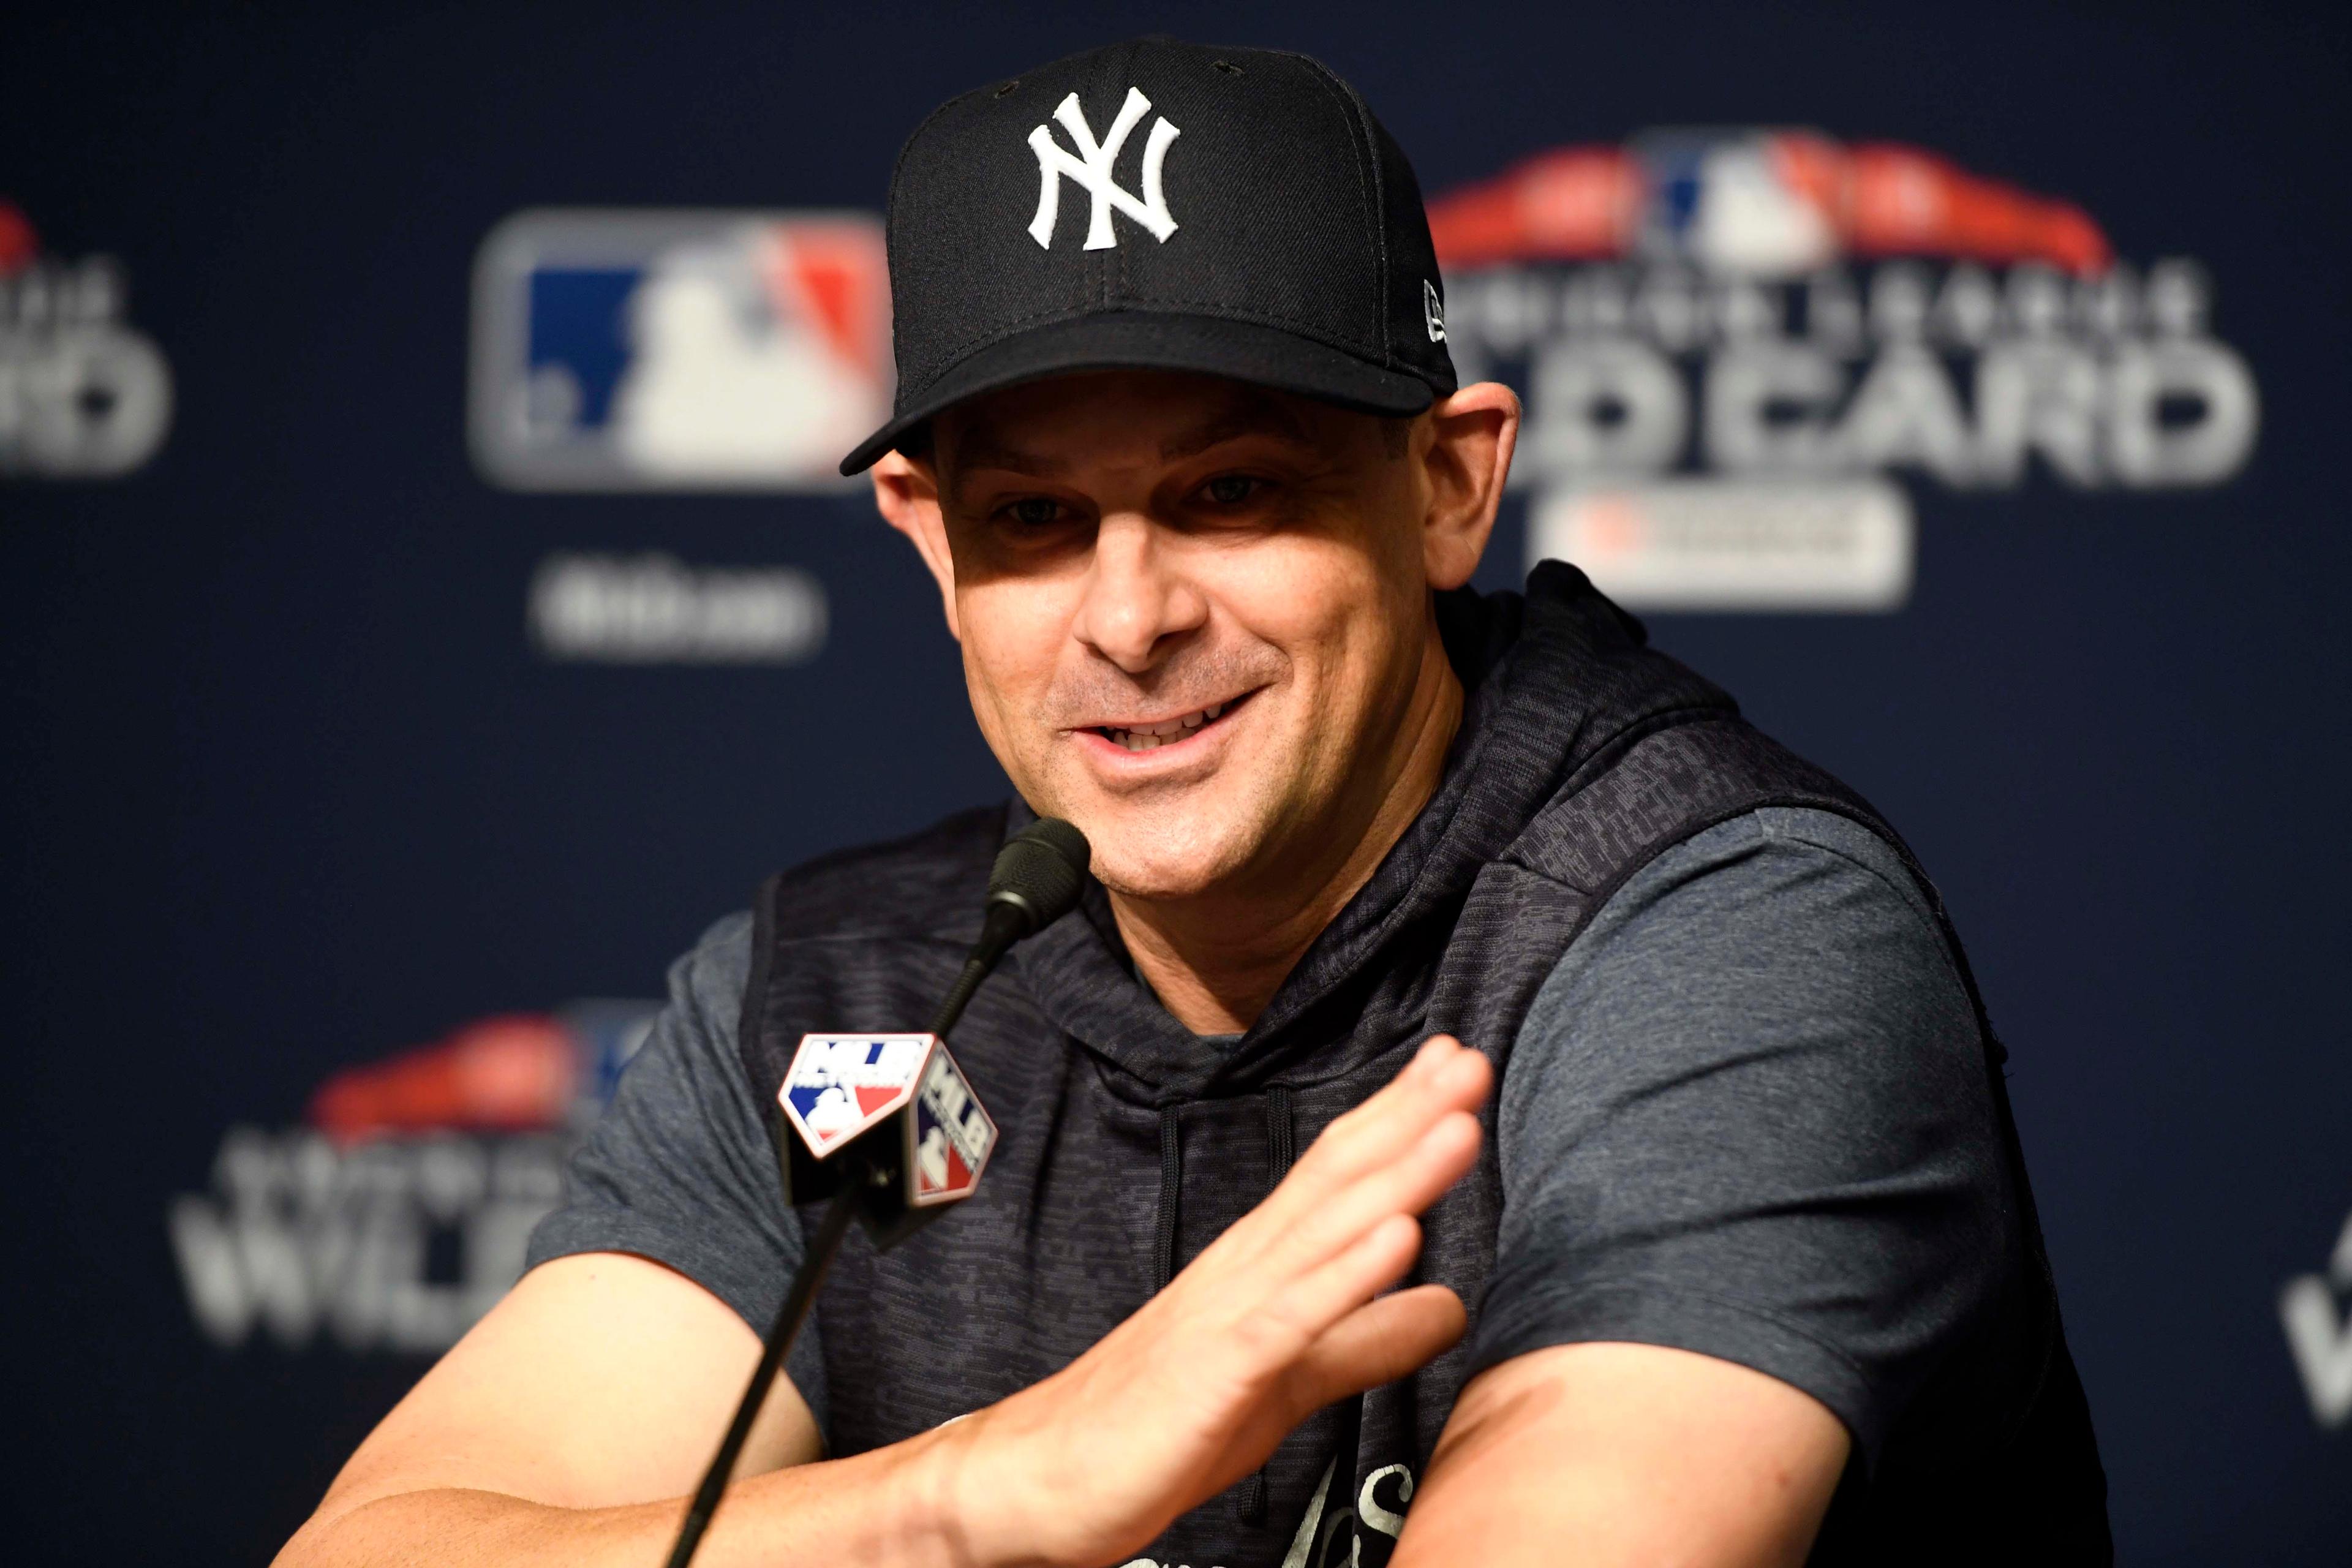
[[1464, 807, 2011, 1466], [525, 911, 827, 1430]]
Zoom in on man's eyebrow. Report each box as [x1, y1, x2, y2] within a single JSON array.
[[941, 390, 1321, 496], [941, 434, 1065, 509], [948, 436, 1065, 478], [1158, 394, 1319, 462]]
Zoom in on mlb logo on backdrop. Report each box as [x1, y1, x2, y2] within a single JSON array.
[[469, 209, 890, 490]]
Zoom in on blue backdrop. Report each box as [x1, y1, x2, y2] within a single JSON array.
[[3, 3, 2346, 1562]]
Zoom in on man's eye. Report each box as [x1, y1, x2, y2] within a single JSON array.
[[1200, 474, 1263, 507], [1004, 497, 1065, 527]]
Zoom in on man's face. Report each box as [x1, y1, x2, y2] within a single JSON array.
[[912, 371, 1458, 903]]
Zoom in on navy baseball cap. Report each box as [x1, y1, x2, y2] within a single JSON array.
[[839, 37, 1458, 475]]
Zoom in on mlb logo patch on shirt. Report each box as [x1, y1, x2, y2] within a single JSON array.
[[780, 1034, 933, 1156]]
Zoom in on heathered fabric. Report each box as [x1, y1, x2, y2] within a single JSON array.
[[1472, 805, 2004, 1464], [537, 808, 1992, 1453], [529, 565, 2108, 1566]]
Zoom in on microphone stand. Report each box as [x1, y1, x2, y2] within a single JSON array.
[[660, 816, 1088, 1568], [660, 915, 1023, 1568], [662, 1180, 862, 1568]]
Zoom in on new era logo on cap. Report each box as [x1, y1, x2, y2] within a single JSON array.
[[840, 38, 1457, 474]]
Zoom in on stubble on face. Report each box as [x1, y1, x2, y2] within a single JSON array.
[[1030, 641, 1290, 891], [933, 372, 1440, 909]]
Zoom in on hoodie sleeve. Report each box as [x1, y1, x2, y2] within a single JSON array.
[[1464, 806, 2013, 1470]]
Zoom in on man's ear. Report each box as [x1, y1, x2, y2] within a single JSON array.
[[1417, 381, 1521, 592], [871, 448, 960, 643]]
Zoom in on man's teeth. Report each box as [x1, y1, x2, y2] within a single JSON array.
[[1104, 702, 1226, 752]]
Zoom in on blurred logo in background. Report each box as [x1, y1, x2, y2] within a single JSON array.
[[0, 200, 173, 481], [2281, 1207, 2352, 1430], [168, 1001, 658, 1354], [1428, 130, 2260, 611], [469, 209, 890, 491], [528, 551, 829, 664]]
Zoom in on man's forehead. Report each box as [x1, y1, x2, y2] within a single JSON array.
[[938, 372, 1328, 475]]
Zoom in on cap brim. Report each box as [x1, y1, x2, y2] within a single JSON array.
[[839, 310, 1439, 475]]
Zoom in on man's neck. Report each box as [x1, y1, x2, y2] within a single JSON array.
[[1108, 631, 1466, 1036]]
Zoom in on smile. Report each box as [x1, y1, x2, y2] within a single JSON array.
[[1091, 694, 1250, 753]]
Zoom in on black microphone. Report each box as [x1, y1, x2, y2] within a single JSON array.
[[933, 815, 1091, 1035], [665, 816, 1091, 1568], [778, 815, 1092, 1248]]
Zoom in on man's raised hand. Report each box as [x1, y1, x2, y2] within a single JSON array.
[[926, 1034, 1491, 1568]]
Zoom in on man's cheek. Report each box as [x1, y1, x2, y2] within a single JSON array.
[[959, 653, 1029, 777]]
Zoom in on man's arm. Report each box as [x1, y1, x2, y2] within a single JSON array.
[[277, 1035, 1494, 1568], [274, 1251, 834, 1567], [1395, 1342, 1849, 1568], [1400, 807, 2017, 1562]]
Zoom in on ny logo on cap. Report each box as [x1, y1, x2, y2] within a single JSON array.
[[1027, 87, 1181, 252]]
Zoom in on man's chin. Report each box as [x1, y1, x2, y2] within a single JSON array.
[[1083, 843, 1245, 903], [1058, 803, 1264, 905]]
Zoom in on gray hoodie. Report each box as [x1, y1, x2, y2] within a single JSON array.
[[535, 564, 2108, 1566]]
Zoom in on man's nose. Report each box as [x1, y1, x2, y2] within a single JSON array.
[[1071, 513, 1207, 674]]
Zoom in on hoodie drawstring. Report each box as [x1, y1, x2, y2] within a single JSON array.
[[1150, 1090, 1298, 1528], [1237, 1084, 1295, 1526], [1264, 1084, 1296, 1184], [1152, 1107, 1183, 1293]]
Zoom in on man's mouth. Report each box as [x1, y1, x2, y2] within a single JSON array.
[[1091, 693, 1250, 753]]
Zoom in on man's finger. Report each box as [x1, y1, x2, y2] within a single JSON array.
[[1303, 1038, 1472, 1175], [1250, 1038, 1488, 1223], [1208, 1216, 1424, 1386], [1291, 1284, 1468, 1409], [1178, 1039, 1485, 1297], [1253, 1212, 1439, 1352], [1264, 1109, 1483, 1282]]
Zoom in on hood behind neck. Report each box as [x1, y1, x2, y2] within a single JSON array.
[[1012, 562, 1735, 1099]]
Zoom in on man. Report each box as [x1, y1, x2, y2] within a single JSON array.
[[279, 38, 2107, 1568]]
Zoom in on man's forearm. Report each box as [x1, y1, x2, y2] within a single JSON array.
[[274, 1428, 973, 1568], [279, 1045, 1494, 1568], [1395, 1343, 1848, 1568]]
